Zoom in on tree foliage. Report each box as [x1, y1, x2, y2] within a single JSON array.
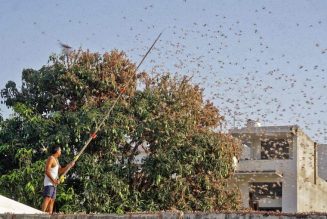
[[0, 49, 241, 213]]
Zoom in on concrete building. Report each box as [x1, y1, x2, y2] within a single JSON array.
[[0, 195, 43, 214], [230, 121, 327, 213]]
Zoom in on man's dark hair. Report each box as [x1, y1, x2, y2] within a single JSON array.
[[51, 146, 61, 155]]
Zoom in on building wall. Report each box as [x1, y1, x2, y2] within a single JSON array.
[[317, 144, 327, 180], [3, 212, 327, 219], [235, 159, 297, 212], [296, 131, 327, 212], [233, 126, 327, 213], [234, 131, 298, 213]]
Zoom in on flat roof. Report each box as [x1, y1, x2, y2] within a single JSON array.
[[229, 124, 327, 146], [229, 125, 298, 135]]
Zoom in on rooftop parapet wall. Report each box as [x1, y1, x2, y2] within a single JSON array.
[[229, 125, 298, 136], [2, 212, 327, 219]]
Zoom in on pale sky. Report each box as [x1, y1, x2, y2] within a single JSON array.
[[1, 0, 327, 142]]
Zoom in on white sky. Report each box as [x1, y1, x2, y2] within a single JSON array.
[[1, 0, 327, 142]]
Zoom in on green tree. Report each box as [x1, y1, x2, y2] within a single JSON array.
[[0, 49, 241, 213]]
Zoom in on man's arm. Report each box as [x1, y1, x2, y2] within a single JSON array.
[[45, 157, 59, 185], [58, 161, 75, 175]]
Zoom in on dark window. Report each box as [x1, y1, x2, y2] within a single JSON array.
[[250, 182, 282, 200], [258, 207, 282, 212], [261, 139, 290, 159]]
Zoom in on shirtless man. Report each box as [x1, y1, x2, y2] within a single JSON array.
[[41, 146, 74, 214]]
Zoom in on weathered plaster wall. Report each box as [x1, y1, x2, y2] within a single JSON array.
[[296, 130, 327, 212], [2, 212, 327, 219]]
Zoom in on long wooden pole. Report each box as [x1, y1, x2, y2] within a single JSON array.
[[60, 32, 163, 182]]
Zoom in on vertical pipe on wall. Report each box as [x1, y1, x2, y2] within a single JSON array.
[[314, 142, 317, 185]]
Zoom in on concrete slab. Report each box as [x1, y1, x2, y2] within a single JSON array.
[[0, 195, 44, 214]]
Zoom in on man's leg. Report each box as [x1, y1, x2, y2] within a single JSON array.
[[41, 197, 51, 213], [48, 185, 57, 214], [48, 198, 55, 214], [42, 185, 56, 214]]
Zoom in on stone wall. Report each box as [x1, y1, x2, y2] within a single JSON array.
[[2, 212, 327, 219]]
